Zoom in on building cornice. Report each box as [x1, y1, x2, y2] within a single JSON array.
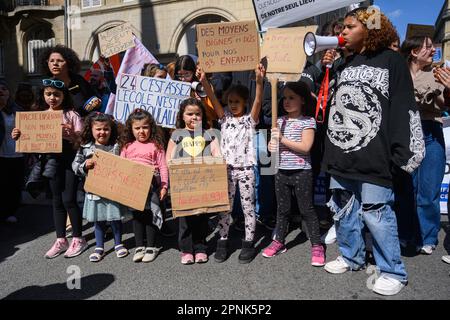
[[78, 0, 187, 17], [6, 5, 64, 17]]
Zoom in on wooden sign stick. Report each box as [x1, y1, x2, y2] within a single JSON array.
[[270, 76, 278, 129]]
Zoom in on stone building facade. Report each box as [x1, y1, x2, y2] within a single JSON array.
[[1, 0, 372, 90]]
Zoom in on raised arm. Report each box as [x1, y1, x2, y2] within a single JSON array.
[[250, 63, 266, 122], [197, 66, 225, 119]]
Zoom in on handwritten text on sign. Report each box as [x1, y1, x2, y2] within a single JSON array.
[[197, 20, 260, 73], [98, 23, 135, 58], [114, 73, 191, 128], [84, 149, 154, 211], [261, 26, 317, 75], [169, 158, 230, 217], [15, 111, 63, 153]]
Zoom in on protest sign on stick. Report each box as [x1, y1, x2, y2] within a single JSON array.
[[15, 111, 63, 153], [169, 157, 230, 217], [114, 73, 192, 128], [84, 149, 154, 211], [261, 25, 317, 82], [98, 23, 135, 58], [197, 20, 260, 73]]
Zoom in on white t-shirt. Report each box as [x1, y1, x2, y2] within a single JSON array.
[[0, 111, 22, 158], [218, 110, 258, 167]]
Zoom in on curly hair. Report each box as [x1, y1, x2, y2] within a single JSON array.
[[176, 98, 209, 130], [39, 45, 81, 76], [80, 112, 118, 146], [119, 109, 165, 151], [345, 7, 399, 53]]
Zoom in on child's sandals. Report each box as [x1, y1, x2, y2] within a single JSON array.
[[115, 244, 128, 258], [89, 248, 105, 262]]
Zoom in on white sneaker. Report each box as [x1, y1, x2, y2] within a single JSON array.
[[324, 256, 350, 274], [142, 247, 159, 263], [442, 255, 450, 264], [132, 247, 145, 262], [418, 245, 434, 255], [5, 216, 18, 223], [321, 225, 337, 244], [372, 274, 405, 296]]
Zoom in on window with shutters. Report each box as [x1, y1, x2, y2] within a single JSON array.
[[26, 27, 55, 74], [82, 0, 101, 9]]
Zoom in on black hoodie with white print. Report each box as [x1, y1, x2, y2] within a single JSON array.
[[322, 48, 425, 188]]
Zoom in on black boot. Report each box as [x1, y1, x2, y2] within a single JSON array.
[[214, 239, 228, 263], [238, 240, 255, 264]]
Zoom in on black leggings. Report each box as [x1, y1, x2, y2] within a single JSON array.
[[274, 169, 321, 245], [133, 211, 159, 248], [178, 215, 209, 254], [49, 166, 82, 238]]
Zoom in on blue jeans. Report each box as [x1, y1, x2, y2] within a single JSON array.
[[328, 176, 407, 283], [412, 120, 445, 248]]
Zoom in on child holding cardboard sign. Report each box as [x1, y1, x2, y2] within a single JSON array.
[[120, 109, 168, 263], [166, 98, 222, 265], [12, 78, 86, 259], [72, 112, 129, 262], [197, 63, 265, 264]]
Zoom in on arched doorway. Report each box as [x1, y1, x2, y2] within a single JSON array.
[[177, 14, 229, 57]]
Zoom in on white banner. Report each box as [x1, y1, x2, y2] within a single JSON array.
[[253, 0, 360, 30], [114, 73, 191, 128]]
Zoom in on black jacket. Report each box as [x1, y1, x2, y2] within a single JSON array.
[[322, 49, 425, 187]]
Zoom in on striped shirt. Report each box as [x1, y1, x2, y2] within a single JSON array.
[[278, 115, 316, 170]]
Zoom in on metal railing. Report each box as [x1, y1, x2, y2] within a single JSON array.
[[0, 0, 50, 13], [15, 0, 49, 6]]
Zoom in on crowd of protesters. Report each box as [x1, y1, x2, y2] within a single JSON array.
[[1, 6, 450, 297]]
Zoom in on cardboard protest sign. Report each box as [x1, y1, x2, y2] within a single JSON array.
[[169, 157, 230, 217], [84, 149, 154, 211], [15, 111, 63, 153], [261, 25, 317, 81], [114, 73, 191, 128], [196, 20, 260, 73], [98, 23, 135, 58], [406, 24, 435, 40], [252, 0, 357, 30]]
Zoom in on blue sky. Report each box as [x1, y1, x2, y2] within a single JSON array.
[[373, 0, 444, 40]]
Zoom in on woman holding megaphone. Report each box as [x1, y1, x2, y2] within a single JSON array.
[[320, 7, 425, 296]]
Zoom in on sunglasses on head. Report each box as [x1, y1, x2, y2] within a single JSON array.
[[42, 79, 65, 89]]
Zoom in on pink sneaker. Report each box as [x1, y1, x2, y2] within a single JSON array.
[[262, 240, 287, 258], [195, 252, 208, 263], [64, 237, 88, 258], [45, 238, 69, 259], [181, 252, 194, 265], [311, 244, 326, 267]]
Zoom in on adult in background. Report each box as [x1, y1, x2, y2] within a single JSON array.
[[14, 82, 35, 111], [322, 7, 425, 296], [0, 79, 24, 223], [399, 36, 449, 255], [39, 45, 99, 117]]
